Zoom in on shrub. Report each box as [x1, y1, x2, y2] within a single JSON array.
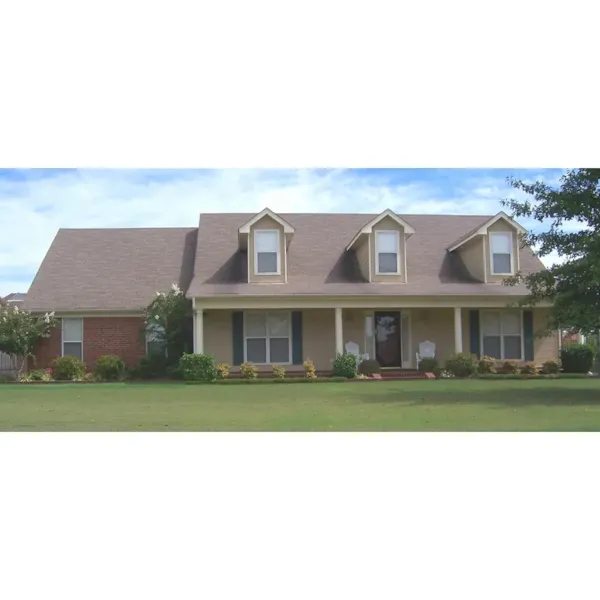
[[417, 357, 438, 373], [180, 353, 218, 382], [240, 361, 259, 379], [478, 355, 497, 374], [94, 354, 126, 381], [216, 363, 230, 379], [53, 356, 86, 381], [502, 360, 521, 375], [137, 353, 169, 379], [541, 359, 560, 375], [166, 363, 183, 380], [444, 352, 478, 378], [272, 365, 286, 379], [27, 368, 53, 381], [521, 362, 538, 375], [303, 358, 317, 379], [560, 343, 595, 373], [332, 352, 358, 378], [358, 358, 381, 376]]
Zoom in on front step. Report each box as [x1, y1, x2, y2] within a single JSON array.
[[380, 369, 429, 380]]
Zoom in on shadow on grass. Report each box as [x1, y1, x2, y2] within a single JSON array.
[[350, 387, 600, 408]]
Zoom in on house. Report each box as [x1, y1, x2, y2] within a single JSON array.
[[23, 208, 560, 372]]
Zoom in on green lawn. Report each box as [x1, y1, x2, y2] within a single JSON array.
[[2, 379, 600, 431]]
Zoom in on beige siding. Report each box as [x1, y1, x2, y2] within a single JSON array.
[[533, 307, 559, 364], [458, 237, 485, 282], [204, 310, 233, 365], [369, 216, 407, 283], [411, 308, 456, 365], [355, 238, 371, 281], [484, 219, 521, 284], [248, 215, 286, 284]]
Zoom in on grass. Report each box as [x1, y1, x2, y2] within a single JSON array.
[[1, 379, 600, 431]]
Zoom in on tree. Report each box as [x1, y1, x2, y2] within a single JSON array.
[[0, 301, 58, 376], [143, 283, 193, 361], [503, 169, 600, 333]]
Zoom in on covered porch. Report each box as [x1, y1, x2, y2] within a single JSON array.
[[192, 297, 559, 372]]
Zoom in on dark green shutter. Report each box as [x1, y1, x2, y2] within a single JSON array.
[[291, 311, 303, 365], [523, 310, 534, 361], [469, 310, 480, 357], [232, 312, 244, 366]]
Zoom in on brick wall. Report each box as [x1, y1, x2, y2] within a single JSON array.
[[32, 317, 146, 370], [83, 317, 146, 368], [31, 326, 61, 369]]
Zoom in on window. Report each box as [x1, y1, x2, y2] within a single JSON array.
[[375, 231, 400, 274], [490, 232, 513, 274], [254, 230, 280, 275], [481, 311, 522, 360], [146, 323, 166, 356], [62, 318, 83, 360], [245, 312, 291, 364]]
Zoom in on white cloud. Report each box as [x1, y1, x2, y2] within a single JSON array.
[[0, 169, 556, 296]]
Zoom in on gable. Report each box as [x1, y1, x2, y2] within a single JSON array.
[[447, 211, 526, 252]]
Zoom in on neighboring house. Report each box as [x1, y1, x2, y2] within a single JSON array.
[[23, 209, 560, 372]]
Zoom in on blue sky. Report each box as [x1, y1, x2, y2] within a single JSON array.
[[0, 168, 564, 297]]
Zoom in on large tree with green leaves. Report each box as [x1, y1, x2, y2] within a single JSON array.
[[0, 301, 58, 376], [504, 168, 600, 333]]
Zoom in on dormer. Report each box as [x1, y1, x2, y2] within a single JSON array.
[[238, 208, 295, 283], [447, 211, 527, 283], [346, 209, 415, 283]]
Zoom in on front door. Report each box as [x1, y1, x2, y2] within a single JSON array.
[[374, 311, 402, 367]]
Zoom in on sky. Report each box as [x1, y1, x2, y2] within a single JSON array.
[[0, 168, 565, 297]]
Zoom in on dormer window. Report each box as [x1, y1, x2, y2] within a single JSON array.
[[254, 230, 280, 275], [375, 231, 400, 274], [490, 232, 513, 275]]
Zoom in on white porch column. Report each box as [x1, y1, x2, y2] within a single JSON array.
[[195, 309, 204, 354], [335, 307, 344, 355], [454, 307, 463, 353]]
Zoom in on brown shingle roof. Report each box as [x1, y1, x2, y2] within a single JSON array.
[[23, 228, 197, 312], [187, 213, 543, 297]]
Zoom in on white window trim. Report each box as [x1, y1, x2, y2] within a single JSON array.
[[480, 310, 524, 360], [375, 230, 401, 275], [61, 317, 84, 360], [244, 311, 292, 365], [254, 229, 281, 276], [489, 231, 514, 275]]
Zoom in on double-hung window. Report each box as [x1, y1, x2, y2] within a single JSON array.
[[254, 230, 280, 275], [376, 230, 400, 274], [245, 312, 291, 364], [481, 311, 522, 360], [62, 318, 83, 360], [490, 232, 513, 275]]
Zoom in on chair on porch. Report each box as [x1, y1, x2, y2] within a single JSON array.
[[416, 340, 436, 369], [345, 341, 369, 364]]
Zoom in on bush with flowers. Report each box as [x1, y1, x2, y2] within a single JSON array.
[[0, 300, 58, 378], [142, 283, 193, 370]]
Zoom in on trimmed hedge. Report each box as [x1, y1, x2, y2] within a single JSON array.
[[53, 356, 86, 381], [94, 354, 126, 381], [560, 344, 595, 373], [180, 353, 218, 382]]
